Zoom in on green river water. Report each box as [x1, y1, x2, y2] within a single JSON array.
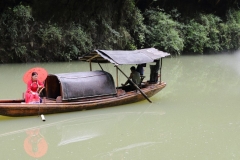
[[0, 52, 240, 160]]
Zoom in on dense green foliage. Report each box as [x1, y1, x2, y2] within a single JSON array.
[[0, 0, 239, 63], [144, 9, 184, 54]]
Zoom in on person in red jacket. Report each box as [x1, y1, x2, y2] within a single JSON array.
[[25, 72, 44, 103]]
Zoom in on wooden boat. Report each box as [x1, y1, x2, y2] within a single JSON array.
[[0, 48, 170, 117]]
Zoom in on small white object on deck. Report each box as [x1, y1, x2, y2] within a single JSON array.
[[41, 114, 46, 121]]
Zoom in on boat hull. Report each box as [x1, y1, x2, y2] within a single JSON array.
[[0, 83, 166, 117]]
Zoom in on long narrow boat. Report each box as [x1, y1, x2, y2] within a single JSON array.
[[0, 48, 170, 117]]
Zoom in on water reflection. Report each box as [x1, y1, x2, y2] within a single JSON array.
[[24, 128, 48, 158], [58, 108, 165, 147], [0, 103, 166, 159], [58, 115, 114, 146]]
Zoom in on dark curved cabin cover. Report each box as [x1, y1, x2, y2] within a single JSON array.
[[45, 71, 116, 100]]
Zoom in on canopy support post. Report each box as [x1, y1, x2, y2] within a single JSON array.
[[116, 67, 119, 87], [89, 60, 92, 71], [160, 58, 162, 84], [115, 65, 152, 103]]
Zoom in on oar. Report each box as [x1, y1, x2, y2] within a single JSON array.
[[115, 65, 152, 103]]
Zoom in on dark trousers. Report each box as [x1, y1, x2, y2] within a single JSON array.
[[122, 80, 138, 92]]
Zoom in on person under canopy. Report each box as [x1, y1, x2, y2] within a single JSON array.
[[121, 66, 141, 91]]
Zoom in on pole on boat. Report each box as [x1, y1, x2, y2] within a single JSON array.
[[115, 65, 152, 103], [89, 60, 92, 71], [98, 62, 104, 71], [87, 54, 100, 71], [116, 67, 119, 87], [160, 58, 162, 84]]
